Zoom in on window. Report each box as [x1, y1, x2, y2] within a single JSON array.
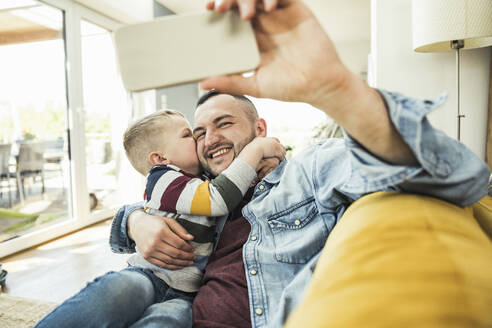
[[0, 0, 144, 257], [0, 1, 72, 245], [251, 98, 330, 156], [81, 19, 138, 215]]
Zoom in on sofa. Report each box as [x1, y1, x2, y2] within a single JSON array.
[[285, 192, 492, 327]]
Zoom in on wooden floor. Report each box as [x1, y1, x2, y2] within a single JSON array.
[[0, 219, 130, 303]]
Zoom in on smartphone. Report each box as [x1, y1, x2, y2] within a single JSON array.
[[114, 10, 260, 92]]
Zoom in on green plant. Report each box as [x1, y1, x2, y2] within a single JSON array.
[[17, 101, 67, 141], [0, 208, 64, 234], [0, 113, 14, 143], [312, 119, 343, 143], [285, 145, 294, 152], [22, 131, 36, 141], [0, 208, 38, 220]]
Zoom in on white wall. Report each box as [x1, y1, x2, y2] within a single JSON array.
[[337, 41, 371, 79], [306, 0, 370, 78], [74, 0, 154, 23], [370, 0, 491, 160]]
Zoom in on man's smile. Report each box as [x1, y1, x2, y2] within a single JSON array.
[[210, 147, 232, 159], [205, 143, 234, 160]]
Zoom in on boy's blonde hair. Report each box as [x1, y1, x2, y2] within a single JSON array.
[[123, 109, 185, 175]]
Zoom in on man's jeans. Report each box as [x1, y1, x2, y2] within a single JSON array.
[[35, 267, 195, 328]]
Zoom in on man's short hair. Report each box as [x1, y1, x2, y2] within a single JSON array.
[[123, 109, 184, 175], [196, 90, 259, 123]]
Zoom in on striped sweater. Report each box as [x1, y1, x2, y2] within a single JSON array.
[[127, 157, 256, 292]]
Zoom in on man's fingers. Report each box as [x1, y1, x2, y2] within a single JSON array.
[[207, 0, 257, 20], [156, 242, 196, 261], [143, 243, 196, 268], [200, 73, 259, 98], [165, 218, 194, 241], [147, 256, 188, 270], [238, 0, 257, 20], [161, 231, 194, 253], [153, 248, 195, 265], [263, 0, 278, 12], [206, 0, 291, 19], [213, 0, 235, 12], [154, 220, 195, 253], [206, 1, 215, 10]]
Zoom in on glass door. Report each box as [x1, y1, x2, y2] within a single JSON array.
[[80, 19, 141, 218], [0, 1, 72, 243], [0, 0, 147, 258]]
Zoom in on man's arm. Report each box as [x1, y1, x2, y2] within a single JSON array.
[[203, 0, 489, 206], [109, 203, 197, 269], [111, 158, 281, 270], [336, 90, 490, 208], [126, 209, 198, 269], [201, 0, 417, 166]]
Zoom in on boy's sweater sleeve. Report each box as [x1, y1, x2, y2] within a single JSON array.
[[145, 158, 256, 216]]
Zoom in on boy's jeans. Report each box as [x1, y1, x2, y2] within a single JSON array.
[[35, 267, 195, 328]]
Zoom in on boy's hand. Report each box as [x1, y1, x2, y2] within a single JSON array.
[[238, 137, 285, 175], [256, 156, 281, 181], [250, 136, 286, 161]]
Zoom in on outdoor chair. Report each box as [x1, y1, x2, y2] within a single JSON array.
[[42, 139, 64, 162], [42, 139, 65, 178], [16, 142, 46, 200], [0, 143, 14, 207]]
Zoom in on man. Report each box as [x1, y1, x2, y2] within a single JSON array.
[[111, 1, 489, 327]]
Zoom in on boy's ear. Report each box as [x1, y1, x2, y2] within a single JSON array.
[[255, 118, 267, 137], [149, 152, 171, 166]]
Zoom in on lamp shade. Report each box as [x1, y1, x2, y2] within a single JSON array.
[[412, 0, 492, 52]]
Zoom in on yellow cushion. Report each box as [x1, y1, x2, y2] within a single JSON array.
[[471, 195, 492, 241], [285, 192, 492, 328]]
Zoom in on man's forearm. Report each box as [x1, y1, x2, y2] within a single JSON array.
[[109, 203, 144, 253], [126, 208, 144, 242], [317, 72, 418, 166]]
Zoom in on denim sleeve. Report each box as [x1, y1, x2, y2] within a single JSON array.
[[340, 89, 490, 207], [109, 202, 144, 253]]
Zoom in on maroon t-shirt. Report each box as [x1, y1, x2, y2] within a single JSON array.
[[192, 191, 253, 328]]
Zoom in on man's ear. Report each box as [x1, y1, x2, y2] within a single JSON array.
[[255, 118, 267, 137], [149, 152, 170, 166]]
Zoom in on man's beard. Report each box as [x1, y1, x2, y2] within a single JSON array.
[[200, 128, 256, 177]]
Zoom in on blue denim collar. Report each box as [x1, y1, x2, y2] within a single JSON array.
[[261, 160, 287, 185]]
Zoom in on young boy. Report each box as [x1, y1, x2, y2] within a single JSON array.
[[35, 109, 284, 328]]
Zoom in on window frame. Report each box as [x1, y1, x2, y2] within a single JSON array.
[[0, 0, 127, 258]]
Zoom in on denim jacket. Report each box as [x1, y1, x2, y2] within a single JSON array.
[[110, 90, 490, 327]]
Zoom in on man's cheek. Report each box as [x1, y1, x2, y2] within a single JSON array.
[[196, 146, 205, 162]]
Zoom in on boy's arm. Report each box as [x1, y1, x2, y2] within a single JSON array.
[[206, 136, 285, 212], [146, 137, 285, 216], [145, 161, 256, 217]]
